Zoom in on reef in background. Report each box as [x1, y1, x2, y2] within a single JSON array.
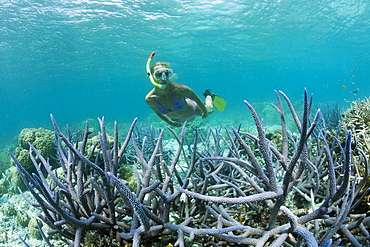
[[342, 96, 370, 156]]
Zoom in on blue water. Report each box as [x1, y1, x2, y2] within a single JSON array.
[[1, 0, 369, 145]]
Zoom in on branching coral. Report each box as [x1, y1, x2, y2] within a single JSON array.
[[342, 96, 370, 154], [341, 97, 370, 214], [8, 89, 370, 246]]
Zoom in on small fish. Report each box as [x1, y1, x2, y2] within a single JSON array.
[[350, 88, 360, 94], [351, 75, 355, 78], [350, 70, 355, 73], [351, 81, 355, 84], [341, 85, 347, 88]]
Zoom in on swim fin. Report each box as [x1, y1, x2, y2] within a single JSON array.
[[202, 89, 227, 112], [213, 94, 226, 112]]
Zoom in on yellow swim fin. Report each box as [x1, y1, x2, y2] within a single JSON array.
[[213, 94, 226, 112], [203, 89, 227, 112]]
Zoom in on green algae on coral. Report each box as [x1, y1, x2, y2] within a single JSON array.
[[14, 128, 56, 173], [17, 211, 30, 227], [1, 166, 27, 194], [82, 231, 121, 247], [28, 218, 42, 240]]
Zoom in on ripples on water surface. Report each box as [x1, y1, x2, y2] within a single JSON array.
[[1, 0, 369, 143]]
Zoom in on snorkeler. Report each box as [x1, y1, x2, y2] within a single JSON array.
[[145, 52, 226, 127]]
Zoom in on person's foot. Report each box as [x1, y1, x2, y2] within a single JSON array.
[[202, 89, 214, 99]]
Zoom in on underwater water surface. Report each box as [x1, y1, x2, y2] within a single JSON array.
[[1, 0, 370, 145]]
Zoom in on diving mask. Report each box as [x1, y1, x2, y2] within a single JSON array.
[[153, 68, 173, 82]]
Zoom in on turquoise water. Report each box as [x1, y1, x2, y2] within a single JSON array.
[[1, 0, 369, 145]]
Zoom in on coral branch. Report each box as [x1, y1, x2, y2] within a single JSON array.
[[9, 89, 369, 246]]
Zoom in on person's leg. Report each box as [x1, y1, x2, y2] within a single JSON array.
[[203, 89, 214, 114], [205, 95, 214, 114]]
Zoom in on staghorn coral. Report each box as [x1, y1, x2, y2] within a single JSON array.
[[341, 97, 370, 214], [342, 96, 370, 154], [8, 89, 370, 246]]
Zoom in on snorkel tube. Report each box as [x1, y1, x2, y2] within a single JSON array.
[[146, 52, 167, 89]]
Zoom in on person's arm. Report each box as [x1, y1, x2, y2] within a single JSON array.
[[179, 86, 208, 119], [145, 93, 182, 127], [155, 112, 182, 127]]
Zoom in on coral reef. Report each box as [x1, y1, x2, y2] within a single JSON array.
[[0, 191, 44, 246], [0, 166, 27, 194], [341, 97, 370, 215], [28, 218, 42, 240], [17, 210, 30, 227], [13, 127, 56, 173], [9, 90, 370, 246], [315, 102, 344, 131], [82, 230, 121, 247], [341, 96, 370, 155], [0, 147, 13, 175]]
